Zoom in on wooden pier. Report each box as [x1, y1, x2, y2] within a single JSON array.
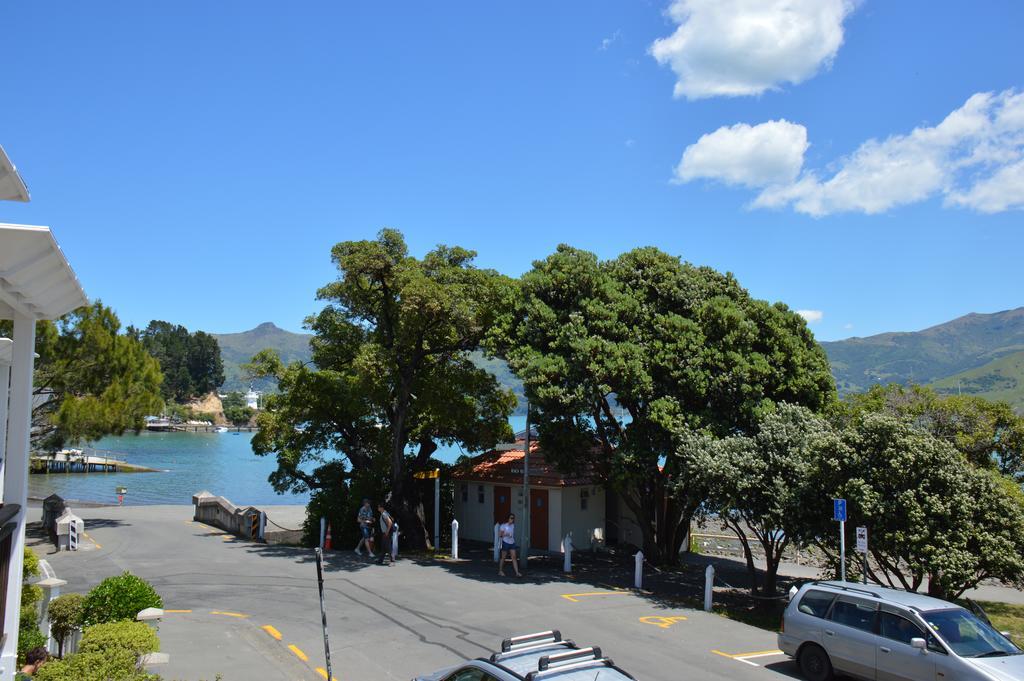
[[145, 420, 256, 433], [30, 451, 160, 474]]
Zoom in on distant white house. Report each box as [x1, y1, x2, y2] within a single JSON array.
[[244, 389, 261, 410], [453, 436, 607, 552]]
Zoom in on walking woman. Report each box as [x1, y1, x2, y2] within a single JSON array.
[[498, 513, 522, 577]]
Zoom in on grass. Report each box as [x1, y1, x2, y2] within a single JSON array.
[[977, 600, 1024, 644]]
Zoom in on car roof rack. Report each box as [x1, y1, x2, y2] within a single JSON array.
[[492, 630, 574, 664], [525, 647, 615, 680], [813, 581, 882, 599]]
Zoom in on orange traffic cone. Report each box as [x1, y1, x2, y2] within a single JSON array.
[[324, 522, 333, 551]]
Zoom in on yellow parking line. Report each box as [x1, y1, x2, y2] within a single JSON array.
[[560, 591, 629, 603], [288, 644, 309, 661], [315, 667, 338, 680], [165, 609, 192, 614], [210, 611, 249, 619], [713, 649, 783, 659], [81, 532, 102, 549], [262, 625, 282, 640]]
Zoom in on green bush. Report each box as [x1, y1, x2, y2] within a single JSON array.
[[79, 621, 159, 658], [34, 647, 158, 681], [23, 546, 40, 580], [18, 547, 45, 665], [81, 572, 163, 626], [48, 593, 85, 657], [17, 623, 47, 664]]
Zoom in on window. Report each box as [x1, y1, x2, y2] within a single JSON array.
[[879, 611, 925, 645], [796, 590, 836, 618], [443, 667, 500, 681], [580, 489, 589, 511], [829, 599, 877, 632], [477, 485, 485, 504], [460, 484, 468, 503]]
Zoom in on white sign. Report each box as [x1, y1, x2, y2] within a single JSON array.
[[855, 526, 868, 554]]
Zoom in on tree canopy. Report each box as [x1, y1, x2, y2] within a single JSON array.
[[497, 244, 836, 560], [250, 229, 516, 547], [130, 320, 224, 402], [0, 302, 164, 451]]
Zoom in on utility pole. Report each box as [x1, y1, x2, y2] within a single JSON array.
[[521, 401, 530, 572]]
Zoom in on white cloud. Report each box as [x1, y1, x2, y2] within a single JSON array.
[[650, 0, 855, 100], [843, 323, 854, 330], [797, 309, 824, 323], [675, 120, 808, 187], [677, 89, 1024, 216], [600, 30, 622, 51]]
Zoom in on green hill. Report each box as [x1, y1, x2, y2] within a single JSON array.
[[821, 307, 1024, 396], [930, 350, 1024, 411], [214, 323, 525, 409], [213, 322, 313, 392]]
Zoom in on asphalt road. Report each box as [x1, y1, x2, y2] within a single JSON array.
[[33, 505, 802, 681]]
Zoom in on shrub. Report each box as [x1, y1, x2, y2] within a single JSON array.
[[23, 547, 40, 579], [17, 625, 47, 664], [18, 547, 45, 665], [48, 593, 85, 657], [81, 572, 163, 626], [79, 621, 159, 658], [34, 648, 158, 681]]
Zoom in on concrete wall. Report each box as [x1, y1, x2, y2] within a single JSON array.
[[454, 481, 495, 544], [192, 491, 264, 540], [559, 486, 606, 550]]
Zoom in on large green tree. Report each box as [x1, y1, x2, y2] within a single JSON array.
[[498, 245, 836, 561], [0, 302, 164, 451], [681, 404, 836, 595], [131, 321, 224, 402], [250, 230, 516, 547], [812, 412, 1024, 599]]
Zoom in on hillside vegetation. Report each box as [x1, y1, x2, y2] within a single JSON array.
[[931, 350, 1024, 412]]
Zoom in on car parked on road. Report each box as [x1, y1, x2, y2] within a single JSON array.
[[779, 581, 1023, 681], [413, 629, 637, 680]]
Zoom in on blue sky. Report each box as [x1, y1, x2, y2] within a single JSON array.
[[1, 1, 1021, 342]]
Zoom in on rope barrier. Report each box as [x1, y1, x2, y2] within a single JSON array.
[[264, 516, 302, 533]]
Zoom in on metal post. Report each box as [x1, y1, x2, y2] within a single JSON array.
[[433, 476, 440, 551], [319, 516, 326, 551], [391, 523, 399, 560], [314, 549, 333, 681], [493, 523, 500, 562], [259, 511, 266, 542], [863, 552, 868, 585], [634, 551, 643, 589], [451, 519, 459, 560], [521, 403, 530, 571], [840, 519, 846, 582], [704, 565, 714, 612]]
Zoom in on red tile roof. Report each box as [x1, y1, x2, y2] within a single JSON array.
[[453, 438, 599, 487]]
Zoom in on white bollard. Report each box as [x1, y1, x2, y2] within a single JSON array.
[[563, 533, 573, 573], [451, 519, 459, 559], [704, 565, 715, 612], [493, 523, 501, 562], [391, 524, 399, 560], [319, 517, 326, 550], [258, 511, 266, 542], [634, 551, 643, 589]]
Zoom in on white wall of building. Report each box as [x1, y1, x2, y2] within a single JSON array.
[[560, 486, 606, 550], [454, 481, 495, 544]]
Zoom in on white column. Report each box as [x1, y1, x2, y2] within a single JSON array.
[[0, 363, 9, 488], [1, 313, 37, 680]]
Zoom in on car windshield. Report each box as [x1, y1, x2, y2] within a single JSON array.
[[921, 608, 1021, 658]]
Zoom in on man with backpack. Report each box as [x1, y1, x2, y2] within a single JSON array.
[[376, 502, 396, 565]]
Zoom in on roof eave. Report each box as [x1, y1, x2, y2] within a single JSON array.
[[0, 145, 30, 203]]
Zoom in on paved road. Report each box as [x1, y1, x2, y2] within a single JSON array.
[[34, 505, 800, 681]]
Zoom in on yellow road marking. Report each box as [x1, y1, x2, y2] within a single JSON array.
[[221, 535, 234, 541], [315, 668, 338, 681], [261, 625, 282, 640], [639, 615, 688, 629], [288, 644, 308, 661], [712, 649, 783, 659], [560, 591, 629, 603], [210, 611, 249, 619], [81, 532, 102, 549], [165, 609, 192, 614]]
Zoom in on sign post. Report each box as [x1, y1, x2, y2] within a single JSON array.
[[116, 486, 127, 506], [833, 499, 847, 582], [856, 526, 868, 584], [413, 469, 441, 550], [314, 548, 333, 681]]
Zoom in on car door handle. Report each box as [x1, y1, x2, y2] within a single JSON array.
[[825, 630, 835, 637], [879, 646, 891, 653]]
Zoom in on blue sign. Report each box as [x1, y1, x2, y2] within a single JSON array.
[[833, 498, 847, 522]]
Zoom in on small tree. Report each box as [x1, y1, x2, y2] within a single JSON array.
[[48, 593, 85, 657], [81, 572, 162, 626], [682, 404, 836, 596]]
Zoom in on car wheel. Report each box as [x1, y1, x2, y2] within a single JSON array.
[[798, 644, 833, 681]]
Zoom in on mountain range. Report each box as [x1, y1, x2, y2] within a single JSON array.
[[214, 308, 1024, 412]]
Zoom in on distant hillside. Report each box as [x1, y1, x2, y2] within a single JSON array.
[[930, 349, 1024, 412], [822, 307, 1024, 396], [214, 323, 313, 392], [213, 323, 525, 409]]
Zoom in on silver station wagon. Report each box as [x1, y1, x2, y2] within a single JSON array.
[[779, 581, 1023, 681]]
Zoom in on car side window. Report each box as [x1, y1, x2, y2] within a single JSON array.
[[443, 668, 500, 681], [829, 598, 877, 632], [796, 589, 836, 618], [879, 611, 925, 645]]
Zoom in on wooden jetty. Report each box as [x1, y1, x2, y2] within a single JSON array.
[[30, 450, 160, 474], [145, 419, 255, 433]]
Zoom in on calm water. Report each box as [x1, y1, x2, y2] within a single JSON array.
[[27, 415, 529, 506]]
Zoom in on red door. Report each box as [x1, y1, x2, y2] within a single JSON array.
[[493, 486, 511, 524], [530, 489, 549, 551]]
